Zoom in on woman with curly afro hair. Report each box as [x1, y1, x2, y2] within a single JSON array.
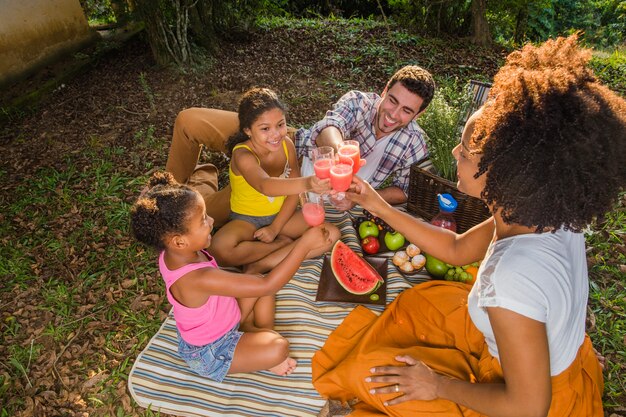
[[312, 35, 624, 416]]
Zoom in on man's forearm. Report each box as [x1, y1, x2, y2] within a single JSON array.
[[376, 186, 407, 205], [315, 126, 344, 150]]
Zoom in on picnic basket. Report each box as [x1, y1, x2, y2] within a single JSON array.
[[406, 164, 490, 233], [406, 80, 493, 233]]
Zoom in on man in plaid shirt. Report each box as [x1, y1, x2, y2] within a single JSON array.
[[295, 66, 435, 210], [165, 65, 435, 225]]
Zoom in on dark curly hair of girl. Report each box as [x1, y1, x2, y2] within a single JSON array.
[[130, 171, 199, 250], [225, 87, 287, 156], [470, 35, 626, 232]]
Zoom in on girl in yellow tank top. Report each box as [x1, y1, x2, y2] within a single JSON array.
[[210, 88, 340, 272]]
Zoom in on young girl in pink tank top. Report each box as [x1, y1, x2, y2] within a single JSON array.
[[131, 171, 334, 381]]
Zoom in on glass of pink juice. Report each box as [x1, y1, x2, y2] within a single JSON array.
[[329, 161, 353, 192], [311, 146, 335, 179], [299, 192, 325, 227], [313, 158, 333, 179], [337, 140, 361, 174]]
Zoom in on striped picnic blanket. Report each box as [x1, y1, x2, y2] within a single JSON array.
[[128, 208, 430, 417]]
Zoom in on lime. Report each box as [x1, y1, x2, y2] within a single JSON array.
[[425, 253, 450, 278], [369, 293, 380, 301]]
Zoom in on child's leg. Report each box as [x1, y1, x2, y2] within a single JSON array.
[[211, 220, 293, 267], [244, 213, 341, 274], [229, 331, 297, 376], [238, 295, 276, 331]]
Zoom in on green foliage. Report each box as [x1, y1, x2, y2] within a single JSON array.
[[418, 81, 471, 181], [585, 195, 626, 406], [387, 0, 472, 37], [261, 0, 388, 18], [590, 49, 626, 96], [488, 0, 625, 48], [80, 0, 116, 24]]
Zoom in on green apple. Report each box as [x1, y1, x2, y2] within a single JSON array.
[[384, 231, 405, 250], [358, 220, 379, 239], [425, 253, 450, 278]]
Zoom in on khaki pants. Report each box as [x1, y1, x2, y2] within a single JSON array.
[[165, 107, 299, 226], [165, 108, 240, 227]]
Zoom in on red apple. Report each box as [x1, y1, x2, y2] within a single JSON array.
[[361, 236, 380, 254]]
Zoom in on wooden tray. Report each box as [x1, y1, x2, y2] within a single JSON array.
[[315, 255, 387, 306]]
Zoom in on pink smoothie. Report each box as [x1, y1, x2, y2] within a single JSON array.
[[338, 144, 360, 174], [330, 163, 353, 192], [302, 202, 325, 226], [313, 159, 333, 179]]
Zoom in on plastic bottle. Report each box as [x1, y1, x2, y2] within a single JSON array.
[[430, 193, 458, 232]]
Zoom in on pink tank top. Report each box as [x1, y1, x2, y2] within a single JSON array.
[[159, 250, 241, 346]]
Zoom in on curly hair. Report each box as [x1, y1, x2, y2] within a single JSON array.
[[225, 87, 287, 156], [387, 65, 436, 112], [130, 171, 199, 250], [470, 35, 626, 232]]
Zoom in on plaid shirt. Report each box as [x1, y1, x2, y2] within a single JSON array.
[[295, 91, 428, 194]]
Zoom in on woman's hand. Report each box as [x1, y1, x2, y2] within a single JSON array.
[[254, 225, 278, 243], [327, 192, 356, 211], [308, 176, 332, 194], [346, 176, 389, 218], [365, 355, 442, 406]]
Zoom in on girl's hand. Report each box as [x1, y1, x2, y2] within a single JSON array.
[[300, 225, 331, 250], [308, 176, 331, 194], [346, 176, 388, 217], [254, 226, 278, 243], [365, 355, 441, 406]]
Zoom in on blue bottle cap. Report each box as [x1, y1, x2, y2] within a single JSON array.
[[437, 193, 457, 212]]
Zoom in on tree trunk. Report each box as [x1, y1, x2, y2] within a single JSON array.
[[470, 0, 491, 46], [513, 3, 529, 44], [134, 0, 195, 67], [189, 0, 217, 51]]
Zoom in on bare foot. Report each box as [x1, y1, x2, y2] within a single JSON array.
[[268, 357, 297, 376]]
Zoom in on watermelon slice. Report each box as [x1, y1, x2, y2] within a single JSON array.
[[330, 240, 384, 295]]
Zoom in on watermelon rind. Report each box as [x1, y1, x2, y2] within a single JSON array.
[[330, 240, 384, 295]]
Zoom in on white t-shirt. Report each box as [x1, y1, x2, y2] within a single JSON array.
[[467, 229, 588, 375]]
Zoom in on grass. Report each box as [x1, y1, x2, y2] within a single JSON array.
[[0, 141, 165, 415], [586, 196, 626, 404]]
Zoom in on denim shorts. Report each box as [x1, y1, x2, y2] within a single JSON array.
[[230, 212, 277, 229], [177, 325, 243, 382]]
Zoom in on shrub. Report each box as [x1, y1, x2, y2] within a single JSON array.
[[419, 86, 470, 181]]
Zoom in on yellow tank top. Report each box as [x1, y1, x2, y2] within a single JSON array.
[[229, 141, 291, 216]]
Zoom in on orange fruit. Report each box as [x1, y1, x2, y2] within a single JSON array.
[[464, 266, 479, 285]]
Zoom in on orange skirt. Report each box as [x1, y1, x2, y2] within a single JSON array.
[[312, 281, 604, 416]]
